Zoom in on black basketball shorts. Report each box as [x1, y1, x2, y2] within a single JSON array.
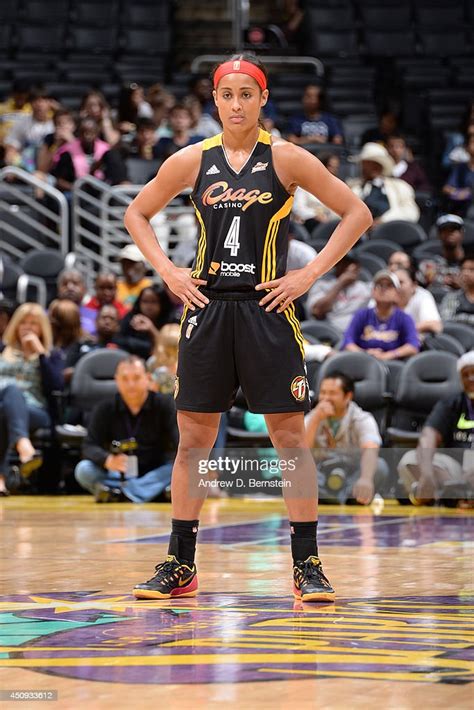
[[174, 289, 310, 414]]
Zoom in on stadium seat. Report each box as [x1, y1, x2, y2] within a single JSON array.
[[354, 252, 386, 275], [369, 221, 427, 249], [122, 3, 170, 27], [412, 240, 443, 261], [306, 6, 355, 30], [356, 239, 400, 262], [67, 27, 117, 55], [69, 349, 129, 424], [420, 31, 468, 56], [0, 258, 24, 302], [385, 351, 459, 444], [415, 5, 464, 29], [310, 220, 341, 245], [423, 333, 465, 357], [315, 351, 389, 429], [72, 1, 119, 27], [360, 5, 412, 30], [442, 322, 474, 353], [22, 0, 70, 25], [364, 30, 417, 57], [19, 249, 65, 305], [120, 28, 171, 56], [300, 321, 344, 349], [312, 31, 359, 57], [17, 25, 66, 53]]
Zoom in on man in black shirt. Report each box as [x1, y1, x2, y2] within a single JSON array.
[[74, 355, 178, 502], [398, 351, 474, 504]]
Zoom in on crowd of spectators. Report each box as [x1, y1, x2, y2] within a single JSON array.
[[0, 74, 473, 507], [0, 78, 473, 223]]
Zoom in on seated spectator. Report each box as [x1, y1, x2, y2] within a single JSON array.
[[56, 268, 93, 334], [442, 100, 474, 169], [48, 299, 93, 384], [116, 244, 153, 310], [347, 143, 420, 225], [443, 134, 474, 217], [0, 79, 32, 145], [418, 214, 464, 291], [79, 90, 120, 146], [119, 285, 175, 360], [153, 104, 203, 162], [183, 96, 221, 139], [52, 118, 127, 192], [147, 323, 180, 395], [0, 298, 16, 344], [116, 82, 153, 140], [393, 267, 442, 335], [306, 252, 371, 331], [292, 153, 340, 229], [74, 355, 177, 503], [126, 118, 158, 161], [342, 270, 420, 361], [397, 351, 474, 505], [146, 84, 176, 138], [386, 134, 431, 193], [287, 84, 343, 146], [36, 109, 76, 179], [387, 250, 413, 272], [185, 75, 215, 116], [0, 303, 63, 494], [82, 273, 128, 335], [361, 109, 400, 146], [440, 253, 474, 326], [305, 372, 388, 504], [4, 86, 54, 172]]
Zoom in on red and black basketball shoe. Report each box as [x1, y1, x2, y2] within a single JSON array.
[[293, 555, 335, 602], [133, 555, 198, 600]]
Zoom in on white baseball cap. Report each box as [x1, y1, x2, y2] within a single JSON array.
[[118, 244, 146, 263]]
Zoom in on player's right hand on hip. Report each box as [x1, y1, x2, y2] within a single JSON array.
[[165, 266, 209, 311]]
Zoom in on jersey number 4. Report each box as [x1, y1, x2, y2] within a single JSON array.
[[223, 216, 241, 257]]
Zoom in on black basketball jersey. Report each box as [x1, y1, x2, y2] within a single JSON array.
[[190, 128, 293, 291]]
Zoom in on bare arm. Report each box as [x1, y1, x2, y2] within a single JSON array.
[[124, 143, 209, 310], [258, 142, 372, 312]]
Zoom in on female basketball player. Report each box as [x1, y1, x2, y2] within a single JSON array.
[[125, 55, 372, 602]]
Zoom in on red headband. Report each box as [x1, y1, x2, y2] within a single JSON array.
[[213, 60, 267, 91]]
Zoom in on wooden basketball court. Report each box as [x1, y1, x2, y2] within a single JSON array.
[[1, 497, 473, 709]]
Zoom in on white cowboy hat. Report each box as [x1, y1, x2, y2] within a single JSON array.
[[356, 142, 395, 176]]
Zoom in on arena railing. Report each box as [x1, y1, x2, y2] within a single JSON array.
[[0, 166, 69, 260], [190, 54, 324, 78], [71, 176, 196, 279]]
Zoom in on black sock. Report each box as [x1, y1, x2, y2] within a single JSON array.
[[290, 521, 318, 563], [168, 519, 199, 564]]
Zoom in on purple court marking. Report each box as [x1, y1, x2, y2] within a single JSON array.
[[117, 514, 474, 548], [2, 593, 473, 685]]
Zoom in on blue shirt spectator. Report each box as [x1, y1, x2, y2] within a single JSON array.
[[287, 84, 343, 146]]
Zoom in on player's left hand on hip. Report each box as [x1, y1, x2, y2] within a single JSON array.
[[256, 269, 313, 313]]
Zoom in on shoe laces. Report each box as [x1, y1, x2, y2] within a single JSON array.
[[298, 557, 332, 589], [146, 556, 188, 585]]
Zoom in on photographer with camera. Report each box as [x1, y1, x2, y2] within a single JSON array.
[[74, 355, 177, 503], [305, 372, 388, 504]]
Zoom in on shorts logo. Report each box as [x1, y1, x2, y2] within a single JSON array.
[[186, 316, 198, 339], [291, 376, 306, 402], [208, 261, 256, 277], [173, 376, 179, 399]]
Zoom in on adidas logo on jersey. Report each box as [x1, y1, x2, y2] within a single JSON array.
[[251, 161, 268, 173], [206, 164, 220, 175]]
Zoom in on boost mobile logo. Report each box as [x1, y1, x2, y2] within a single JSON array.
[[208, 261, 256, 277]]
